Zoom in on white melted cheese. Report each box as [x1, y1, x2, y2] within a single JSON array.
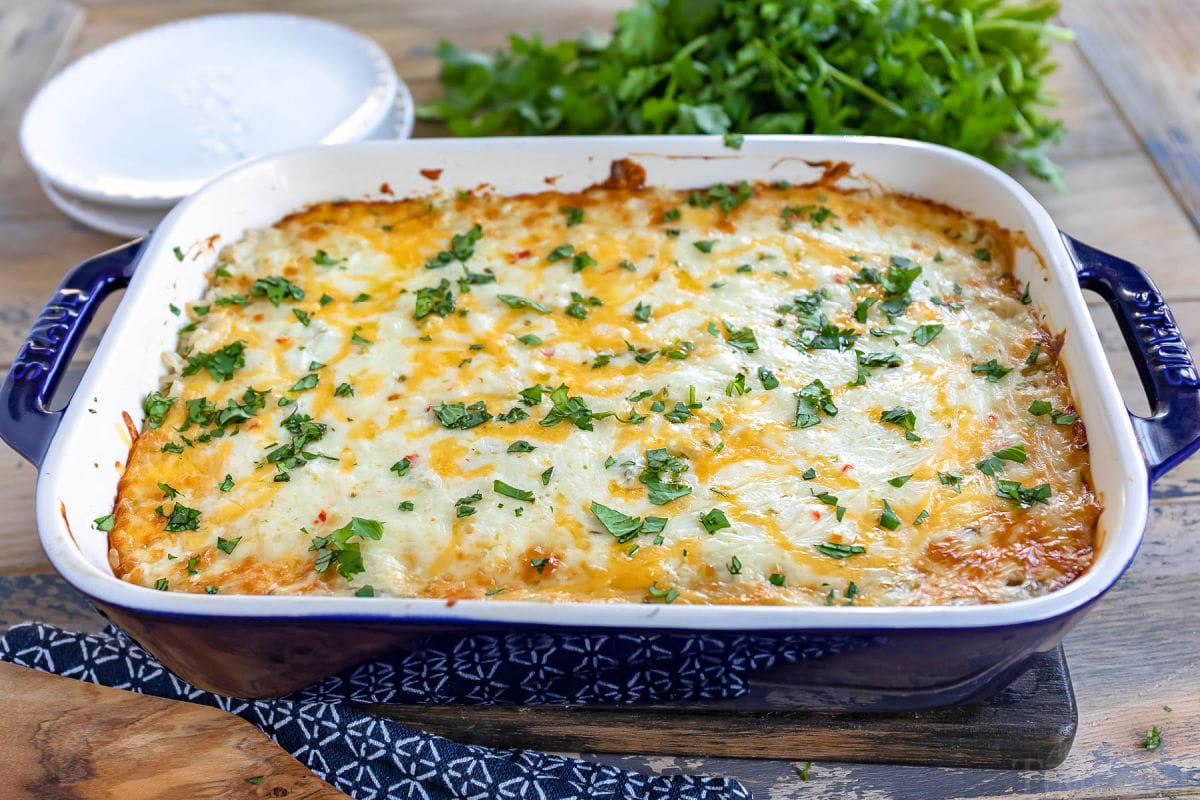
[[109, 176, 1098, 606]]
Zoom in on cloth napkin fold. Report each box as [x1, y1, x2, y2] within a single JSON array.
[[2, 622, 753, 800]]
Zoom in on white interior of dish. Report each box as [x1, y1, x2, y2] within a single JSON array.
[[38, 136, 1148, 629]]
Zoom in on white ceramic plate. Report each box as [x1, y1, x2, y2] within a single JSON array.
[[39, 179, 168, 238], [36, 88, 415, 238], [21, 13, 401, 207]]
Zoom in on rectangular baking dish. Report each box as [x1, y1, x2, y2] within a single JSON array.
[[4, 135, 1198, 707]]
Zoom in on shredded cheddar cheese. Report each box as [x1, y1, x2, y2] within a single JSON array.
[[108, 168, 1099, 605]]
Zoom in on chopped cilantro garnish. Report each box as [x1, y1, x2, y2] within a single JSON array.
[[688, 181, 752, 215], [793, 380, 836, 428], [424, 223, 483, 269], [914, 509, 930, 525], [888, 475, 912, 487], [494, 479, 534, 501], [435, 401, 492, 429], [720, 376, 748, 400], [589, 501, 667, 544], [398, 501, 415, 512], [546, 243, 574, 262], [647, 582, 679, 603], [640, 448, 692, 505], [173, 246, 185, 261], [727, 555, 742, 575], [854, 297, 878, 323], [154, 579, 169, 591], [142, 391, 175, 429], [390, 458, 412, 476], [994, 444, 1028, 463], [519, 384, 550, 405], [517, 333, 543, 346], [541, 466, 554, 485], [971, 359, 1012, 382], [94, 514, 115, 532], [312, 249, 339, 265], [182, 341, 246, 382], [977, 455, 1005, 476], [1029, 399, 1053, 416], [883, 256, 922, 295], [815, 542, 865, 559], [879, 500, 901, 530], [974, 247, 992, 262], [633, 302, 652, 322], [912, 324, 944, 346], [455, 492, 482, 518], [216, 536, 241, 555], [699, 508, 730, 534], [769, 573, 787, 587], [995, 480, 1052, 508], [293, 309, 311, 326], [498, 294, 550, 313], [309, 517, 383, 578], [218, 474, 234, 492], [572, 251, 597, 272], [561, 205, 584, 226], [722, 321, 759, 353], [164, 503, 200, 532], [414, 279, 455, 319], [250, 276, 305, 307], [539, 385, 611, 431], [664, 402, 692, 423], [290, 373, 319, 392], [507, 440, 536, 453], [334, 382, 354, 397], [880, 406, 919, 440], [757, 367, 780, 390], [693, 239, 715, 253], [939, 471, 964, 493]]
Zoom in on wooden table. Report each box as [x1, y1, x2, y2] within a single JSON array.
[[1, 1, 1198, 797]]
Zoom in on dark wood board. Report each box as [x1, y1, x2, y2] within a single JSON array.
[[364, 648, 1076, 769]]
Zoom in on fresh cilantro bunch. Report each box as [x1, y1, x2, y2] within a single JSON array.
[[417, 0, 1072, 184]]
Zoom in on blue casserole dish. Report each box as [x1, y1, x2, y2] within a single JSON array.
[[2, 136, 1197, 708]]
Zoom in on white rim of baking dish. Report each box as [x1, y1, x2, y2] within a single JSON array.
[[35, 135, 1149, 630]]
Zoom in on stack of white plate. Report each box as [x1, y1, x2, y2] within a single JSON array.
[[20, 13, 413, 237]]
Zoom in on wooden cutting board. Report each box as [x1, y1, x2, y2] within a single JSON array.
[[0, 661, 350, 800]]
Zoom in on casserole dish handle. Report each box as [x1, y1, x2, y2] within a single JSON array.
[[0, 239, 143, 466], [1066, 234, 1200, 481]]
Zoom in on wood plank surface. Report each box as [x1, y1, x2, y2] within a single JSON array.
[[0, 660, 350, 800], [1, 1, 1199, 799], [1062, 0, 1200, 235]]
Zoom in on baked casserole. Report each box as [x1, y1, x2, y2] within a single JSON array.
[[105, 163, 1099, 605]]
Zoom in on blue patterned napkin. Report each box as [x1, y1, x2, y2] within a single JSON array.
[[2, 622, 754, 799]]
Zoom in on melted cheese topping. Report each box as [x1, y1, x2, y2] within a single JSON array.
[[109, 175, 1099, 606]]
